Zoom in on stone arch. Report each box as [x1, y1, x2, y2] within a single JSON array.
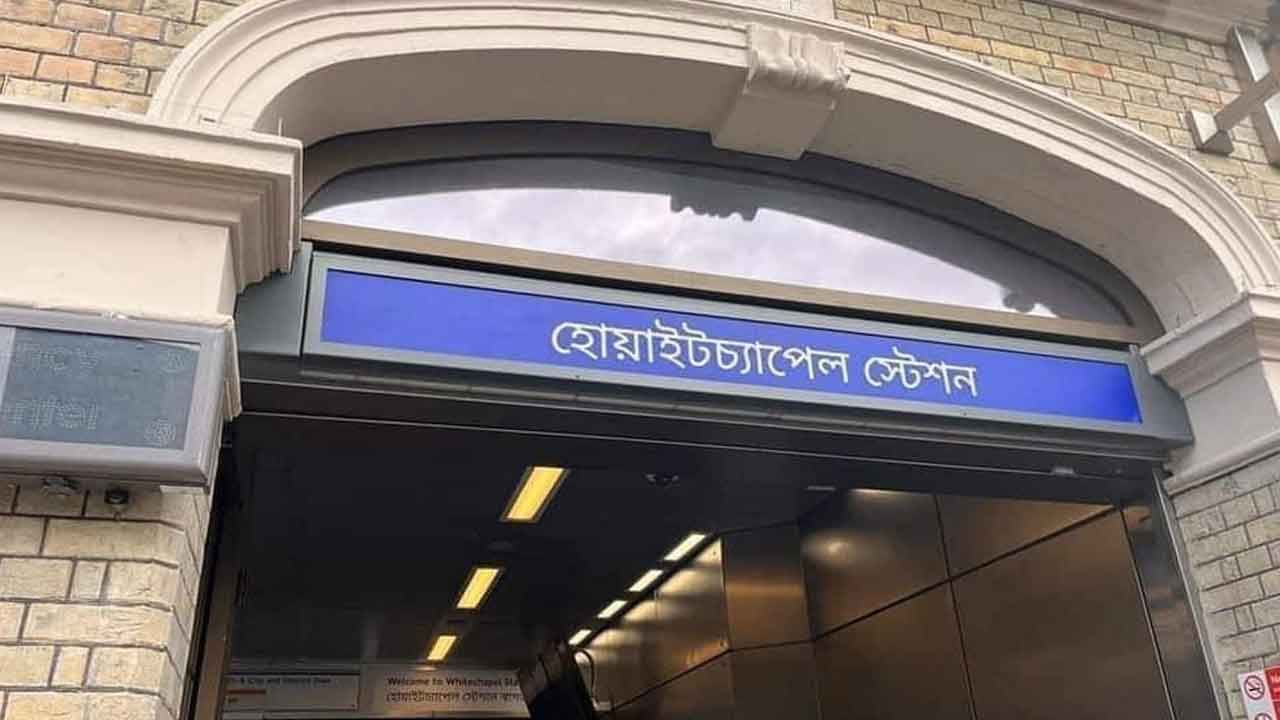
[[149, 0, 1280, 334]]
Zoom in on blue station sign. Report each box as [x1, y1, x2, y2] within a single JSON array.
[[300, 255, 1195, 441]]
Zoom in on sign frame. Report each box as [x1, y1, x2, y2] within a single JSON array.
[[302, 252, 1192, 445], [0, 307, 226, 489]]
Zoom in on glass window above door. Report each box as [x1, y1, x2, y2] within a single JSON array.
[[306, 154, 1133, 327]]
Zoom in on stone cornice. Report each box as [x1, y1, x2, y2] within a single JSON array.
[[0, 97, 301, 292], [1143, 289, 1280, 398]]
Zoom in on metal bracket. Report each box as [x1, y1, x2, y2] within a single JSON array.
[[1189, 27, 1280, 164]]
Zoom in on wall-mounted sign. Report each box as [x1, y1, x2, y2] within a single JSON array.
[[365, 668, 529, 718], [0, 308, 225, 488], [224, 667, 528, 718], [225, 673, 360, 712], [304, 255, 1190, 442], [1239, 667, 1280, 720]]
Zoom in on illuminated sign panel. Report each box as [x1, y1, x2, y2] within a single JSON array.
[[312, 266, 1152, 425]]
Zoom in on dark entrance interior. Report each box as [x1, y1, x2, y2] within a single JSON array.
[[208, 404, 1203, 720]]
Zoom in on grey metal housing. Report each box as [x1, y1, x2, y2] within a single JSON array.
[[0, 307, 226, 489]]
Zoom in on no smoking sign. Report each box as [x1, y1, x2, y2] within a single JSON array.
[[1239, 668, 1280, 720]]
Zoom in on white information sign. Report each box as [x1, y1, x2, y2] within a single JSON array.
[[1240, 668, 1280, 720], [224, 673, 360, 712], [366, 668, 530, 718]]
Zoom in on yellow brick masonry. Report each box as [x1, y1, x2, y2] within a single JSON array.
[[0, 0, 246, 112], [1, 0, 1277, 244], [836, 0, 1280, 245], [0, 480, 210, 720]]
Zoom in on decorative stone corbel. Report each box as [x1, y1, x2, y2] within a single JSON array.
[[1144, 290, 1280, 493], [713, 24, 847, 160]]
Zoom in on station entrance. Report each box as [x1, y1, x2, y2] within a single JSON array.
[[207, 405, 1207, 720], [191, 124, 1219, 719], [192, 246, 1218, 720]]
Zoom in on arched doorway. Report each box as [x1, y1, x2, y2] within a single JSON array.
[[151, 2, 1280, 719]]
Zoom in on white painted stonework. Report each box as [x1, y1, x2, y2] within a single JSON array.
[[0, 97, 301, 416]]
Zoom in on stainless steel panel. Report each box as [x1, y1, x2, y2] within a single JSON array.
[[1123, 495, 1222, 720], [653, 541, 730, 682], [723, 524, 810, 649], [591, 597, 663, 708], [938, 494, 1108, 574], [615, 656, 735, 720], [590, 542, 728, 708], [730, 643, 821, 720], [814, 584, 973, 720], [802, 489, 948, 634], [955, 512, 1171, 720]]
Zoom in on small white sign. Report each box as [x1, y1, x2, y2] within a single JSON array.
[[365, 668, 529, 718], [224, 673, 360, 712], [1240, 668, 1280, 720]]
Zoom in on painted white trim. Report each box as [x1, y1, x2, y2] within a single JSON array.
[[148, 0, 1279, 331], [1166, 428, 1280, 495], [1144, 290, 1280, 397], [0, 96, 301, 293]]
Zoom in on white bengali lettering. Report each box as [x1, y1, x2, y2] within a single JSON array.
[[863, 346, 979, 397], [549, 321, 977, 398]]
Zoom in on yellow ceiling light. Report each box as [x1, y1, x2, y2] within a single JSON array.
[[427, 634, 458, 662], [597, 600, 628, 620], [455, 566, 503, 610], [628, 570, 664, 594], [663, 532, 708, 563], [569, 629, 593, 646], [501, 466, 569, 523]]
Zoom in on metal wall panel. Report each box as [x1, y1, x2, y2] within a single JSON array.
[[723, 525, 810, 649], [1123, 499, 1222, 720], [614, 656, 735, 720], [730, 644, 821, 720], [954, 512, 1171, 720], [814, 584, 973, 720], [586, 542, 728, 709], [652, 541, 729, 683], [589, 599, 660, 709], [802, 489, 948, 635], [938, 494, 1108, 574]]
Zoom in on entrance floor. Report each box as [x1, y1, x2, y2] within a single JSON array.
[[213, 412, 1183, 720]]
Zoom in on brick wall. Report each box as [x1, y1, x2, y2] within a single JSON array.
[[834, 0, 1280, 247], [1174, 457, 1280, 719], [0, 479, 210, 720], [0, 0, 246, 112]]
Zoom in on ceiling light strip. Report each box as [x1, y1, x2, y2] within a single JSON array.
[[456, 566, 503, 610], [501, 466, 569, 523], [427, 634, 458, 662], [663, 532, 708, 563], [597, 600, 628, 620], [628, 569, 663, 594]]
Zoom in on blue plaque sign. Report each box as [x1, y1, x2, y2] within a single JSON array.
[[307, 260, 1159, 430]]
